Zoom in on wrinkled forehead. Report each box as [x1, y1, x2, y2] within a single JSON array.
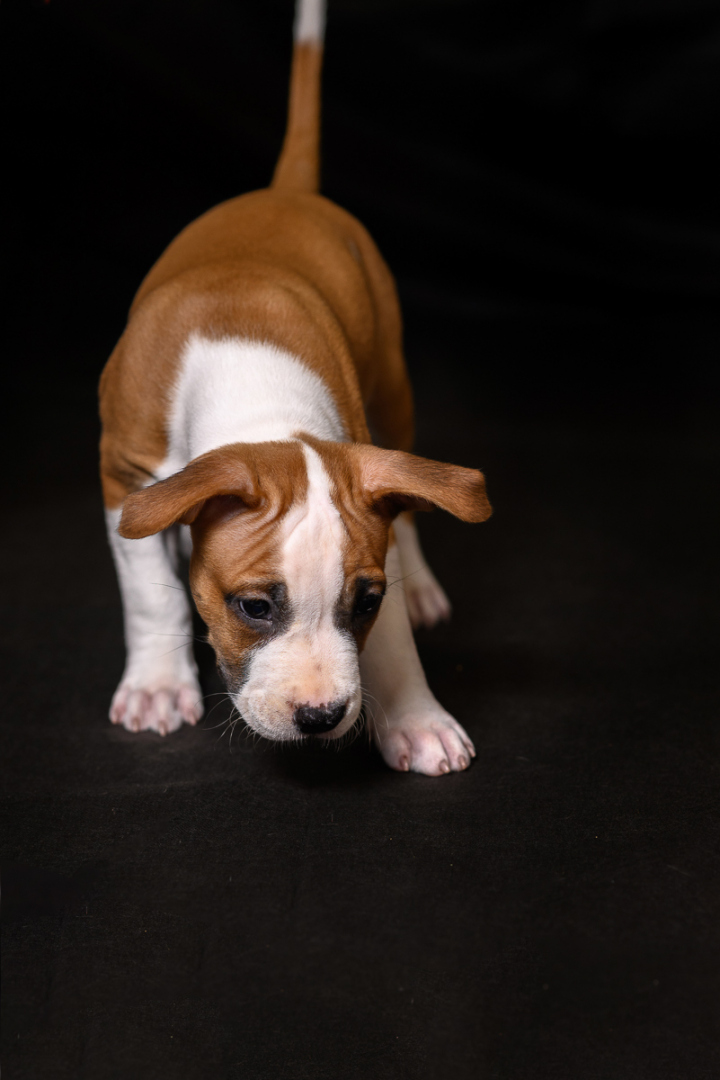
[[279, 442, 393, 626], [194, 439, 388, 591], [280, 443, 386, 618]]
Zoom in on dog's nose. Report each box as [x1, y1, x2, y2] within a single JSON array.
[[294, 701, 347, 735]]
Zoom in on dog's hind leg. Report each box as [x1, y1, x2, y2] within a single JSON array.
[[392, 512, 452, 629], [359, 258, 452, 629]]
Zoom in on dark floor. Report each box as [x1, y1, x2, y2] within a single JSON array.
[[4, 1, 720, 1075], [2, 301, 719, 1079]]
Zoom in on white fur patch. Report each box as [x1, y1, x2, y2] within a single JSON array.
[[294, 0, 326, 43], [105, 507, 194, 675], [105, 507, 202, 733], [165, 334, 345, 474], [281, 442, 345, 630], [234, 443, 361, 740]]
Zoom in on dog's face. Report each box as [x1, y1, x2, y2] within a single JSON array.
[[188, 442, 391, 741], [119, 436, 491, 741]]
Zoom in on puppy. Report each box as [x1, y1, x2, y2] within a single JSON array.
[[99, 0, 492, 775]]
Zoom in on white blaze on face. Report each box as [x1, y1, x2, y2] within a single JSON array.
[[282, 443, 346, 634], [234, 444, 362, 740]]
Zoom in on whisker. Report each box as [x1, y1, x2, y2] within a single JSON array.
[[146, 632, 208, 646], [360, 683, 389, 736], [152, 641, 202, 659], [201, 696, 234, 731], [228, 709, 242, 752], [216, 710, 238, 745], [386, 567, 423, 589], [215, 724, 230, 745]]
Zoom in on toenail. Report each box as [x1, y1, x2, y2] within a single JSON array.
[[458, 755, 468, 770], [399, 755, 410, 772], [439, 759, 450, 774]]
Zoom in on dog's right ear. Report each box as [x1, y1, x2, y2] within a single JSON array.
[[118, 446, 262, 539]]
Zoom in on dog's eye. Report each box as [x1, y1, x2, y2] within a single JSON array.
[[354, 592, 382, 617], [238, 598, 272, 621]]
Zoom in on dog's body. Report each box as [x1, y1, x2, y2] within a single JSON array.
[[99, 0, 491, 775]]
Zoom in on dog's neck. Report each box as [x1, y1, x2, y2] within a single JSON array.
[[164, 334, 346, 473]]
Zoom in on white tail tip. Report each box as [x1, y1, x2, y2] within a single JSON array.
[[295, 0, 326, 44]]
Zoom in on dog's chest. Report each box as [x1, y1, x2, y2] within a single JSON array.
[[159, 333, 347, 479]]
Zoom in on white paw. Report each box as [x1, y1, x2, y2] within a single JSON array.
[[404, 565, 452, 630], [372, 706, 475, 776], [110, 681, 203, 735]]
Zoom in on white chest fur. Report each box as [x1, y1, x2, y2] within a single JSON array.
[[163, 334, 346, 475]]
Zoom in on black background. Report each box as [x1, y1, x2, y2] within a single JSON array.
[[3, 1, 720, 1077]]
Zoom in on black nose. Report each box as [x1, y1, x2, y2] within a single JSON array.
[[294, 701, 347, 735]]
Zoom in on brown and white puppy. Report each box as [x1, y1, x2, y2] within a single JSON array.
[[99, 0, 492, 775]]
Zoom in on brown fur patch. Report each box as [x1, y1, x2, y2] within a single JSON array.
[[272, 42, 324, 194], [295, 435, 492, 650], [300, 434, 492, 528], [186, 443, 309, 679], [99, 189, 416, 510], [119, 441, 308, 539]]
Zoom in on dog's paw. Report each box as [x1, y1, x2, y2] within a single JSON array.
[[404, 565, 452, 630], [372, 706, 475, 776], [110, 681, 203, 736]]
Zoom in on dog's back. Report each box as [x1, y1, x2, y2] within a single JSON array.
[[100, 0, 411, 507]]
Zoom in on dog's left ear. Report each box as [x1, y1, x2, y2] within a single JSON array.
[[351, 445, 492, 523]]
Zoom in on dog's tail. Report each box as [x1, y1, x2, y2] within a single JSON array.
[[272, 0, 326, 193]]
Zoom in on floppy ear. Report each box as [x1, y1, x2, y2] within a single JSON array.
[[118, 445, 261, 539], [351, 445, 492, 523]]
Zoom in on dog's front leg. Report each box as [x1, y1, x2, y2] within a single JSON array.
[[361, 543, 476, 775], [105, 508, 202, 735]]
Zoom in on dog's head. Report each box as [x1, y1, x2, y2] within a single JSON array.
[[119, 437, 491, 741]]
